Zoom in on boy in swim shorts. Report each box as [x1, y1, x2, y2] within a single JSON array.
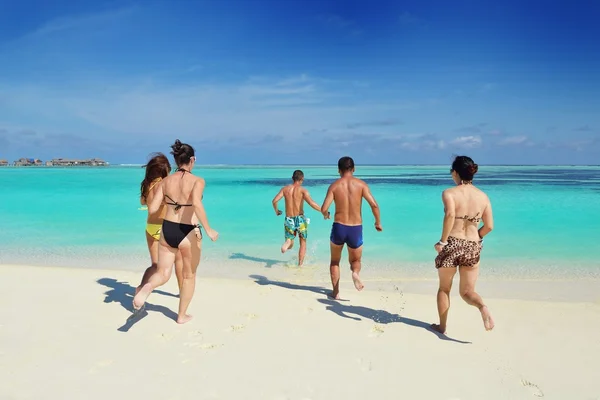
[[272, 170, 322, 266]]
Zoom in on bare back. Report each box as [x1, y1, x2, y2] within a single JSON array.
[[282, 184, 307, 216], [161, 172, 202, 224], [444, 185, 491, 241], [330, 176, 367, 225]]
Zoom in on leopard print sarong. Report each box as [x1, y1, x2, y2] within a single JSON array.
[[435, 236, 482, 269]]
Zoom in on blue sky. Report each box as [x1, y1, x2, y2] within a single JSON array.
[[0, 0, 598, 165]]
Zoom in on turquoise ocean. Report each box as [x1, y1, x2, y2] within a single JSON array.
[[1, 165, 599, 280]]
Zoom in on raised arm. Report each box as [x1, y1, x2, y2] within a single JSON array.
[[192, 179, 218, 241], [479, 197, 494, 239], [272, 188, 284, 216], [303, 189, 321, 213], [320, 184, 334, 219], [435, 190, 455, 252], [147, 180, 164, 215], [362, 184, 382, 231]]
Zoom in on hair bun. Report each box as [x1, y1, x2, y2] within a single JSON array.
[[171, 139, 183, 154], [468, 164, 479, 175]]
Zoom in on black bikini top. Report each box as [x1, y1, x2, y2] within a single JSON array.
[[165, 168, 203, 211]]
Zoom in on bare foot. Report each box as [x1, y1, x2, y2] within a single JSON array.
[[134, 286, 141, 296], [352, 272, 364, 291], [177, 314, 193, 324], [430, 323, 446, 334], [281, 239, 292, 253], [328, 290, 340, 300], [480, 305, 495, 331], [133, 283, 152, 310]]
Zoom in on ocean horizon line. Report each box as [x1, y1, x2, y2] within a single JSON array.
[[112, 163, 600, 167]]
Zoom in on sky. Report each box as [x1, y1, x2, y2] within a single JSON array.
[[0, 0, 599, 165]]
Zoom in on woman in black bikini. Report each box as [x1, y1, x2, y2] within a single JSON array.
[[432, 156, 495, 334], [133, 139, 219, 324]]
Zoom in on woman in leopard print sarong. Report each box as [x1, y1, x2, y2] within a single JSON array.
[[431, 156, 495, 334]]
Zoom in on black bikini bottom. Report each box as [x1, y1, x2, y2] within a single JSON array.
[[162, 220, 200, 248]]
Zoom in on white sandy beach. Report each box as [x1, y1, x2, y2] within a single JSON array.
[[1, 264, 599, 400]]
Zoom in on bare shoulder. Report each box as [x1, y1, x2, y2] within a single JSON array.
[[193, 176, 206, 187], [477, 187, 490, 203], [442, 187, 455, 198]]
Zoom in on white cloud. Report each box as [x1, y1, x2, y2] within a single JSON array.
[[450, 135, 482, 148], [21, 7, 136, 39], [0, 75, 425, 145], [498, 135, 528, 146]]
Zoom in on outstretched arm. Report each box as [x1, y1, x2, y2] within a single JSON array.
[[192, 179, 218, 241], [362, 184, 382, 231], [303, 189, 321, 212], [272, 189, 284, 216], [320, 185, 334, 219], [148, 181, 164, 215]]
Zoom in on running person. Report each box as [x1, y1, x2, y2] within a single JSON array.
[[432, 155, 494, 334], [320, 157, 382, 299], [272, 170, 322, 266]]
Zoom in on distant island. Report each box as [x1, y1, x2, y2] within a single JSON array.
[[0, 158, 109, 167]]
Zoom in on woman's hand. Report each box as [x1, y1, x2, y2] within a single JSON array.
[[206, 228, 219, 242], [434, 242, 446, 254]]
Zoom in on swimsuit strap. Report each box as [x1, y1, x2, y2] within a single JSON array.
[[165, 193, 192, 211], [148, 177, 162, 192], [456, 212, 481, 223], [177, 168, 190, 175]]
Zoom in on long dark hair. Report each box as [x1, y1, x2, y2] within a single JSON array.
[[140, 153, 171, 200]]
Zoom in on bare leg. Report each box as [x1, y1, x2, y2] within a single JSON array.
[[298, 237, 307, 266], [329, 242, 343, 299], [174, 250, 184, 293], [432, 267, 456, 334], [459, 264, 495, 331], [133, 239, 177, 310], [348, 245, 364, 291], [137, 232, 159, 294], [177, 229, 202, 324], [281, 239, 293, 253]]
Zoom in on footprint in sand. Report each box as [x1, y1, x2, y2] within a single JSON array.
[[184, 342, 222, 351], [89, 359, 113, 374], [368, 324, 385, 338], [244, 313, 259, 320], [260, 287, 273, 295], [199, 343, 222, 350], [521, 379, 544, 397], [356, 357, 373, 372], [227, 324, 246, 333], [188, 330, 203, 338], [159, 332, 175, 341]]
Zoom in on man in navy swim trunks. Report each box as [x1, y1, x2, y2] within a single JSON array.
[[272, 170, 322, 266], [320, 156, 382, 299]]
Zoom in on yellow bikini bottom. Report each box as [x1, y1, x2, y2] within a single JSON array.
[[146, 223, 162, 241]]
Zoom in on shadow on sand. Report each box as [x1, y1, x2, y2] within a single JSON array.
[[317, 299, 471, 344], [249, 274, 334, 297], [230, 253, 283, 268], [97, 278, 179, 332]]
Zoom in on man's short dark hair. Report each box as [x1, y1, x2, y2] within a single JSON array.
[[338, 156, 355, 172], [292, 170, 304, 182]]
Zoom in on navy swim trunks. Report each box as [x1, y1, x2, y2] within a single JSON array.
[[330, 223, 363, 249]]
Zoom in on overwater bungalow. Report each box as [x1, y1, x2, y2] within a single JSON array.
[[47, 158, 108, 167]]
